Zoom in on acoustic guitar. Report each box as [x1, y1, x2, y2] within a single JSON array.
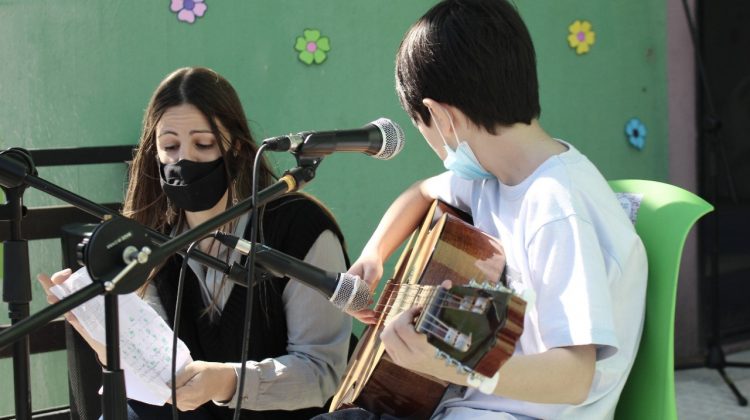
[[330, 200, 526, 419]]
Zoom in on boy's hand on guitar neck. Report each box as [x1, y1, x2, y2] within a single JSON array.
[[346, 253, 384, 324], [380, 280, 453, 377], [380, 306, 437, 374]]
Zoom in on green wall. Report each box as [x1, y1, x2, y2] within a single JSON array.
[[0, 0, 667, 415]]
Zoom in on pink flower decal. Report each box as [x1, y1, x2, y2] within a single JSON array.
[[170, 0, 207, 24], [294, 29, 331, 65]]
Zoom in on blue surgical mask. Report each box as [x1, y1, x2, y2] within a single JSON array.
[[430, 108, 494, 180]]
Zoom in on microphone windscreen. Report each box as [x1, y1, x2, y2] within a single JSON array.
[[371, 118, 405, 160], [330, 273, 372, 312]]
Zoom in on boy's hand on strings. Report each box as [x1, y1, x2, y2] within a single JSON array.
[[345, 254, 383, 324]]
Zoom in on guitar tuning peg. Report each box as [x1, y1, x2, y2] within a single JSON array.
[[468, 278, 508, 292], [436, 350, 463, 370], [458, 364, 472, 375], [486, 281, 513, 293]]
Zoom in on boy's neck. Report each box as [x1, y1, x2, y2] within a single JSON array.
[[474, 120, 566, 186]]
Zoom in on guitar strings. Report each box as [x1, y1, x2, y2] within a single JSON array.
[[372, 286, 469, 313], [372, 290, 459, 310], [418, 312, 452, 337], [372, 294, 466, 315], [370, 284, 440, 320], [373, 288, 466, 307], [372, 289, 469, 317]]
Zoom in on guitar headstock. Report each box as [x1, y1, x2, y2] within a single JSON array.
[[414, 280, 525, 381]]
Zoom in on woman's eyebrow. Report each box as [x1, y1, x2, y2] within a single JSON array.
[[156, 129, 177, 138], [189, 129, 214, 135], [157, 128, 213, 138]]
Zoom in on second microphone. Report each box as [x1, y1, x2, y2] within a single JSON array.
[[214, 231, 372, 312], [262, 118, 405, 160]]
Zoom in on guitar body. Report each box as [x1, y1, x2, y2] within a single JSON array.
[[331, 201, 525, 419]]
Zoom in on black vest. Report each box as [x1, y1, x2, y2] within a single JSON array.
[[155, 194, 347, 420]]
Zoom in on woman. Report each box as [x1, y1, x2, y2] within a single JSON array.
[[39, 67, 352, 419]]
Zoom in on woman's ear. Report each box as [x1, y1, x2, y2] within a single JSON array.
[[231, 141, 241, 158]]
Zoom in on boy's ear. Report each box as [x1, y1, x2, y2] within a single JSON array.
[[422, 98, 456, 136]]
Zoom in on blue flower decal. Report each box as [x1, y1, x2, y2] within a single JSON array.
[[625, 118, 646, 150]]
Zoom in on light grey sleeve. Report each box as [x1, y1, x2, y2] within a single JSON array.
[[219, 229, 352, 411], [428, 170, 475, 213]]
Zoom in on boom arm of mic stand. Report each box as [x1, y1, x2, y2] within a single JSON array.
[[0, 163, 318, 351], [76, 172, 304, 292], [2, 154, 319, 281], [116, 164, 319, 290], [18, 172, 233, 278]]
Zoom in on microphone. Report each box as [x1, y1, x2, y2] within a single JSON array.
[[214, 232, 372, 312], [263, 118, 405, 160]]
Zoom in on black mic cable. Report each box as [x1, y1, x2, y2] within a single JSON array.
[[170, 234, 214, 420], [233, 142, 268, 419]]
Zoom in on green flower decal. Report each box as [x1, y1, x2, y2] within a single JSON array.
[[295, 29, 330, 65]]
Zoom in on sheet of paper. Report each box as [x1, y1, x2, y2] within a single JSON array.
[[50, 267, 192, 405]]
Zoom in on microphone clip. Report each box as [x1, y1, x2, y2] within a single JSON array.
[[261, 132, 307, 153]]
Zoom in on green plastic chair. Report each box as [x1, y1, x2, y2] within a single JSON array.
[[610, 180, 713, 420]]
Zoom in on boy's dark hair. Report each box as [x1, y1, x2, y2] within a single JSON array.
[[396, 0, 540, 133]]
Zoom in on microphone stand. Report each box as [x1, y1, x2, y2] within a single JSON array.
[[680, 0, 748, 406], [1, 148, 36, 420], [0, 148, 322, 419]]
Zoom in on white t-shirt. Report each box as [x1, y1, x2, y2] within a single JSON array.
[[432, 140, 647, 420]]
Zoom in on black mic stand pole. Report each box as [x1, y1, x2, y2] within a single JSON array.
[[0, 148, 36, 420], [680, 0, 749, 406]]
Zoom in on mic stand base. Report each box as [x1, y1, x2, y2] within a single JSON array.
[[9, 312, 31, 420], [705, 342, 750, 406]]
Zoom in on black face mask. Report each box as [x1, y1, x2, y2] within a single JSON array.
[[159, 157, 228, 212]]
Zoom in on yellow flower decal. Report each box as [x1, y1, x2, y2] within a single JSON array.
[[295, 29, 331, 65], [568, 20, 595, 55]]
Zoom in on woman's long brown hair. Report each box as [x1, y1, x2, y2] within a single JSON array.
[[123, 67, 277, 314], [123, 67, 276, 231]]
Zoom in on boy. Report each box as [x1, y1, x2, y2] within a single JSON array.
[[347, 0, 647, 418]]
